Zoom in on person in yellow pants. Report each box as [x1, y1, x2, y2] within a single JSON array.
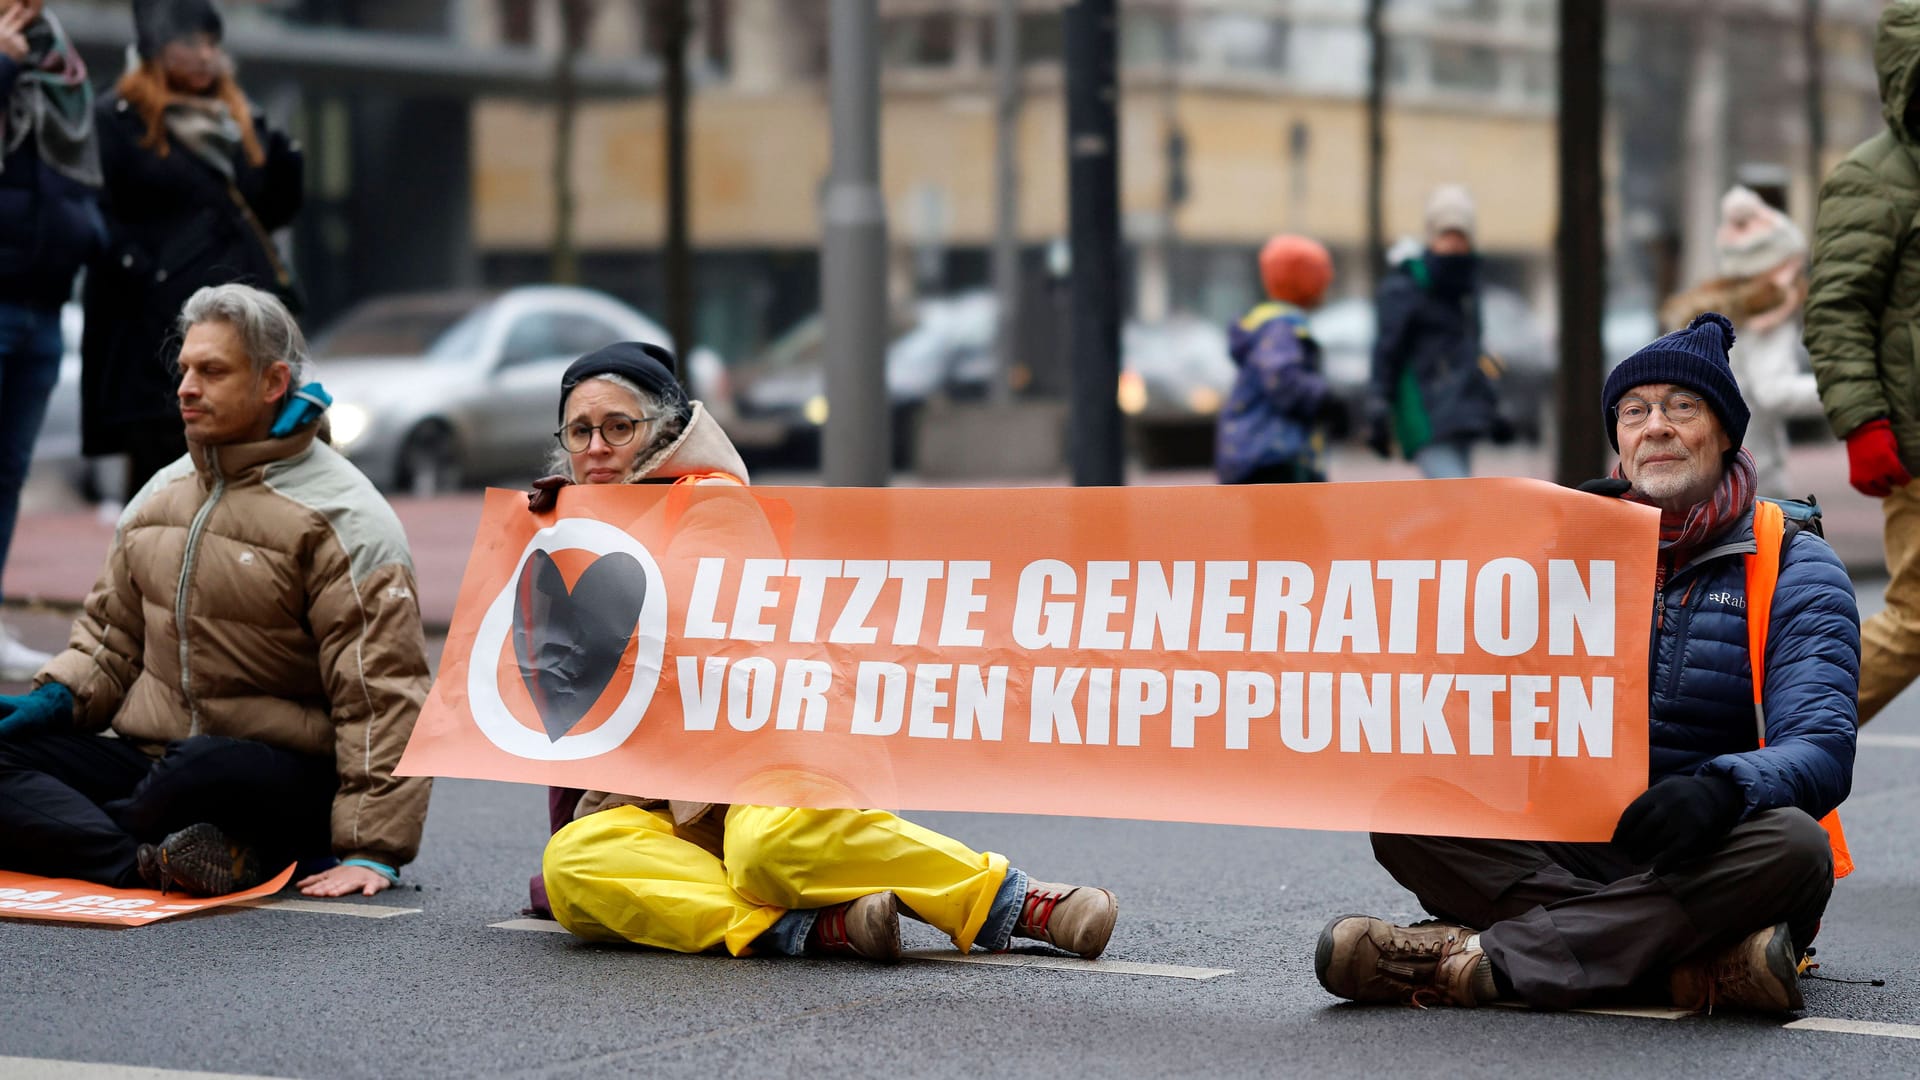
[[526, 345, 1121, 963]]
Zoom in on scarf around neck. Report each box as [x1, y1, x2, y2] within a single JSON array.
[[1612, 447, 1758, 567], [1, 11, 99, 186], [163, 95, 242, 179]]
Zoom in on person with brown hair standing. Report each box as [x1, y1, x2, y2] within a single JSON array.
[[80, 0, 302, 500]]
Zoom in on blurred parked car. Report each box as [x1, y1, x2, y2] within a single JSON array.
[[1315, 285, 1554, 442], [730, 291, 997, 467], [1117, 315, 1235, 468], [314, 286, 729, 495]]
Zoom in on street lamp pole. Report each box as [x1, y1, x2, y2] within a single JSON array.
[[1064, 0, 1124, 486], [822, 0, 891, 486], [1555, 0, 1608, 486]]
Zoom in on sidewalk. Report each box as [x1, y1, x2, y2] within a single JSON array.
[[2, 440, 1887, 632]]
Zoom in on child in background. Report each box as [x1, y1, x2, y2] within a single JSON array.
[[1216, 235, 1345, 484]]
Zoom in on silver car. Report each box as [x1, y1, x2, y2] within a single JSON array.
[[314, 286, 729, 495]]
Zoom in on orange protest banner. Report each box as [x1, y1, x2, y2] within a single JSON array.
[[398, 478, 1658, 842], [0, 865, 295, 927]]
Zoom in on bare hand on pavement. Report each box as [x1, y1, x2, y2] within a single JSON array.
[[297, 864, 392, 897]]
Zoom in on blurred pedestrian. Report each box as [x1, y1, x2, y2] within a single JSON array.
[[1805, 0, 1920, 725], [0, 284, 429, 899], [81, 0, 303, 500], [0, 0, 102, 680], [1365, 184, 1509, 478], [1663, 186, 1818, 498], [527, 343, 1121, 963], [1215, 234, 1344, 484]]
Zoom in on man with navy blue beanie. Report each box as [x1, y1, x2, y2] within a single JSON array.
[[1316, 312, 1859, 1017]]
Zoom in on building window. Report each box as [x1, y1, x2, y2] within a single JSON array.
[[883, 13, 959, 68], [1121, 8, 1177, 68], [1429, 42, 1501, 93], [500, 0, 535, 46], [1184, 12, 1288, 74], [1431, 0, 1502, 21]]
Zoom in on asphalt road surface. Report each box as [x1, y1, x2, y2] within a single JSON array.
[[0, 585, 1916, 1078]]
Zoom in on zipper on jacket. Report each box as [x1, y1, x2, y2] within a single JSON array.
[[175, 455, 227, 736]]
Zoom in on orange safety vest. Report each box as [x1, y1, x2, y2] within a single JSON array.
[[1745, 499, 1855, 879]]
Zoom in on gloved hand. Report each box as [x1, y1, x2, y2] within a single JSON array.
[[1845, 418, 1912, 497], [527, 474, 573, 514], [1316, 395, 1352, 441], [1576, 477, 1631, 498], [0, 683, 75, 739], [1611, 774, 1744, 872], [1364, 399, 1394, 460]]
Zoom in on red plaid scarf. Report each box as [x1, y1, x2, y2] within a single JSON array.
[[1612, 448, 1758, 566]]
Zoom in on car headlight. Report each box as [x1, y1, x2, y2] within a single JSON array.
[[1117, 372, 1148, 415], [803, 395, 830, 426], [1186, 386, 1222, 415], [331, 403, 371, 449]]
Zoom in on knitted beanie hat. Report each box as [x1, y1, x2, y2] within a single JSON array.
[[1425, 185, 1476, 242], [134, 0, 225, 60], [1716, 186, 1806, 278], [1602, 312, 1750, 452], [1257, 235, 1334, 308]]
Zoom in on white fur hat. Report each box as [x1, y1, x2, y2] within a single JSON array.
[[1717, 186, 1806, 278], [1424, 185, 1476, 242]]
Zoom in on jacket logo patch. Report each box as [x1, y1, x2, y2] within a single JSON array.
[[465, 518, 667, 761], [238, 552, 256, 566], [386, 586, 412, 600], [1706, 591, 1746, 609]]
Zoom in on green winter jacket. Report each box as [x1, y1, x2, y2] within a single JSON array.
[[1807, 4, 1920, 465]]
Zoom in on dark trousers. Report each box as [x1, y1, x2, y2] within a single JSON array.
[[1371, 808, 1835, 1010], [121, 417, 188, 502], [0, 732, 336, 888]]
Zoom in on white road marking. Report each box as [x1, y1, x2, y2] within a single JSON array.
[[0, 1058, 282, 1079], [902, 949, 1233, 981], [491, 918, 572, 934], [233, 898, 419, 919], [1857, 733, 1920, 750], [1784, 1017, 1920, 1040]]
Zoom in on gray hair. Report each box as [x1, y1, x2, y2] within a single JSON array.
[[547, 372, 693, 481], [177, 284, 307, 383]]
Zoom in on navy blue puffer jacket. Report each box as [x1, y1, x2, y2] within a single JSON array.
[[1650, 508, 1859, 820]]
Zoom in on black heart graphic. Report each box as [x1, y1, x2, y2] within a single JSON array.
[[511, 551, 648, 742]]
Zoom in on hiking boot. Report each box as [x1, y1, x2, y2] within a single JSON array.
[[141, 823, 263, 897], [1014, 881, 1118, 959], [1315, 914, 1495, 1007], [807, 892, 902, 963], [1670, 922, 1805, 1014]]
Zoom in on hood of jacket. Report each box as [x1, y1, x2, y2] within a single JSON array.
[[1878, 2, 1920, 145], [1227, 302, 1306, 368], [626, 401, 749, 484]]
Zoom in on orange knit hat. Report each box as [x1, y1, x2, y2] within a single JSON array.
[[1258, 235, 1333, 307]]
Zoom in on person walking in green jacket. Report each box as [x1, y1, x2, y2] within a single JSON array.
[[1806, 0, 1920, 724]]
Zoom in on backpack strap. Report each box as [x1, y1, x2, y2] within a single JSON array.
[[1744, 500, 1786, 739]]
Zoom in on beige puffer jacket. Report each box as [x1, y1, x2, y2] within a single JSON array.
[[38, 423, 432, 867]]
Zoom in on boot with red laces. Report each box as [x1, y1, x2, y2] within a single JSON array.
[[805, 891, 902, 963], [1014, 881, 1118, 959], [1315, 914, 1498, 1007]]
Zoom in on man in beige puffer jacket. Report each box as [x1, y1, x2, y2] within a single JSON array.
[[0, 283, 430, 898]]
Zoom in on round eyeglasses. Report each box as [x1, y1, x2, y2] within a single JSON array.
[[556, 413, 660, 453], [1613, 392, 1706, 428]]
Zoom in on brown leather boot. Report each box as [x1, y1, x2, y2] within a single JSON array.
[[1315, 914, 1496, 1007], [807, 892, 902, 963], [1014, 881, 1119, 959], [1670, 922, 1805, 1014], [140, 823, 264, 897]]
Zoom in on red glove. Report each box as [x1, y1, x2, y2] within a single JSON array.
[[527, 474, 573, 514], [1845, 419, 1912, 498]]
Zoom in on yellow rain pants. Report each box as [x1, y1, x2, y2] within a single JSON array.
[[543, 804, 1010, 956]]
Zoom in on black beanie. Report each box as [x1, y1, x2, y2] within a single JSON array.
[[135, 0, 225, 61], [559, 342, 687, 423], [1601, 312, 1750, 452]]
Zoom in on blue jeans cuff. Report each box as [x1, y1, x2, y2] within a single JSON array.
[[975, 866, 1028, 952], [759, 908, 817, 956]]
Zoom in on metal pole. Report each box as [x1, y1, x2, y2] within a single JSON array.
[[1803, 0, 1827, 213], [822, 0, 891, 487], [1554, 0, 1607, 487], [663, 0, 693, 386], [990, 0, 1022, 404], [1364, 0, 1387, 283], [1064, 0, 1123, 486]]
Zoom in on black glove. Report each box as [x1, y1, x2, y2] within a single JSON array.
[[1364, 399, 1393, 460], [1576, 477, 1631, 498], [527, 474, 573, 514], [1611, 775, 1744, 872], [1316, 395, 1352, 441]]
